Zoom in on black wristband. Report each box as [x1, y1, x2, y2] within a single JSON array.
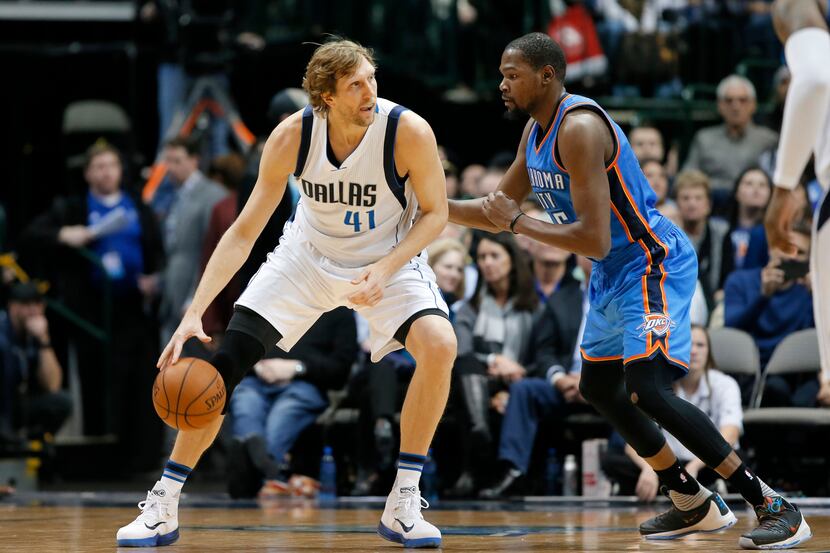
[[509, 212, 526, 234], [39, 342, 52, 349]]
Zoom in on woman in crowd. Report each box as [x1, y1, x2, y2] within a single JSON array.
[[445, 232, 540, 496], [720, 166, 772, 286]]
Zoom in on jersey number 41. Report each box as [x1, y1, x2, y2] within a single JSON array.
[[344, 210, 376, 232]]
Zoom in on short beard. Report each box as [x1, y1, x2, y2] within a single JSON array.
[[352, 111, 374, 127], [503, 107, 526, 122]]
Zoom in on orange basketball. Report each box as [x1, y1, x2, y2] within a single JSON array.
[[153, 357, 226, 431]]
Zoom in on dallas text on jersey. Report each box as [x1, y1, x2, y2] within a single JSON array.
[[300, 179, 378, 207]]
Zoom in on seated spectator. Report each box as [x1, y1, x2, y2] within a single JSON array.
[[675, 170, 728, 308], [0, 282, 71, 443], [444, 160, 460, 200], [759, 66, 790, 133], [641, 158, 679, 224], [228, 307, 357, 498], [446, 232, 540, 496], [683, 75, 779, 208], [602, 325, 742, 501], [719, 166, 772, 286], [530, 241, 571, 304], [479, 256, 592, 499], [459, 164, 485, 198], [629, 126, 665, 163], [475, 167, 507, 198], [427, 238, 467, 312], [724, 220, 814, 370], [20, 143, 164, 456]]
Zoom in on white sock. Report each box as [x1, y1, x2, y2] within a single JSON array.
[[669, 485, 711, 511]]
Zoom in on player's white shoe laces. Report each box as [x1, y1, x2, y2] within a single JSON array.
[[116, 482, 180, 547], [378, 485, 441, 548]]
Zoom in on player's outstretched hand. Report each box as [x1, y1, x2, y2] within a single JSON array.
[[157, 310, 211, 370], [482, 192, 521, 232], [348, 261, 393, 307]]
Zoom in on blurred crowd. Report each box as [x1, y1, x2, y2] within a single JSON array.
[[0, 0, 827, 499]]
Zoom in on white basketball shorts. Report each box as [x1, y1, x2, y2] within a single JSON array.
[[235, 222, 449, 362]]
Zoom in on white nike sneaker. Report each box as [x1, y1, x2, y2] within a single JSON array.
[[377, 485, 442, 548], [116, 481, 180, 547]]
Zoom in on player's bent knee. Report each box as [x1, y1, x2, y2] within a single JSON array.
[[406, 315, 457, 365]]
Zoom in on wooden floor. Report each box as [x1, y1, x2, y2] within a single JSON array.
[[1, 501, 829, 552]]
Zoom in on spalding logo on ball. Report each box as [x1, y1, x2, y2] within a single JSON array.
[[153, 357, 226, 431]]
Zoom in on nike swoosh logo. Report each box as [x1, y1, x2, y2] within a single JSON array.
[[396, 518, 414, 533], [144, 521, 164, 530]]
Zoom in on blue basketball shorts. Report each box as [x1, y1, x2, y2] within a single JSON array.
[[580, 217, 697, 374]]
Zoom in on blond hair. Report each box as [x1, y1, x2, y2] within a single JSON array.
[[302, 39, 376, 113], [674, 169, 711, 196], [427, 238, 468, 296]]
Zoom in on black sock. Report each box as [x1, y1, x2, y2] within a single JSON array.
[[727, 463, 771, 507], [655, 460, 701, 496]]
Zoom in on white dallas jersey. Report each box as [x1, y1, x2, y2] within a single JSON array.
[[291, 98, 419, 267]]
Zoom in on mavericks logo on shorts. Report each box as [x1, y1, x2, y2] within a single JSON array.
[[637, 313, 676, 337]]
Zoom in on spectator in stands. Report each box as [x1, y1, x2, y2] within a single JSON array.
[[629, 126, 665, 163], [20, 144, 164, 461], [158, 137, 227, 345], [0, 282, 71, 443], [476, 168, 506, 198], [641, 158, 679, 223], [675, 170, 728, 308], [760, 66, 790, 133], [444, 160, 460, 200], [719, 166, 772, 287], [479, 256, 592, 499], [683, 75, 779, 207], [446, 232, 539, 496], [460, 164, 485, 198], [724, 219, 814, 370], [428, 238, 467, 313], [200, 153, 247, 351], [603, 325, 742, 501], [530, 241, 571, 304], [228, 307, 357, 498]]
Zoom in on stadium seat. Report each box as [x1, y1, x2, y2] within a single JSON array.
[[709, 327, 761, 407]]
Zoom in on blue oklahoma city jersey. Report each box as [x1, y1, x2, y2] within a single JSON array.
[[526, 93, 663, 258], [526, 93, 698, 372]]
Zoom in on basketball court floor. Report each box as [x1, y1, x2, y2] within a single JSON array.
[[2, 493, 829, 552]]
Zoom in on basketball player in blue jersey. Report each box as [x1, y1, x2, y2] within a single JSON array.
[[767, 0, 830, 423], [117, 39, 455, 549], [450, 33, 811, 550]]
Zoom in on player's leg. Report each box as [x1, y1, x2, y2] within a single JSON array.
[[116, 312, 281, 547], [117, 236, 328, 547], [622, 226, 809, 549], [579, 356, 736, 539], [377, 313, 455, 549], [583, 243, 735, 540]]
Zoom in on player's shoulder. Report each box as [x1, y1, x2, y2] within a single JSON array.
[[558, 108, 608, 144], [386, 102, 435, 146]]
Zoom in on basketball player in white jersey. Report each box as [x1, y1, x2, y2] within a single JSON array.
[[766, 0, 830, 404], [117, 39, 455, 549]]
